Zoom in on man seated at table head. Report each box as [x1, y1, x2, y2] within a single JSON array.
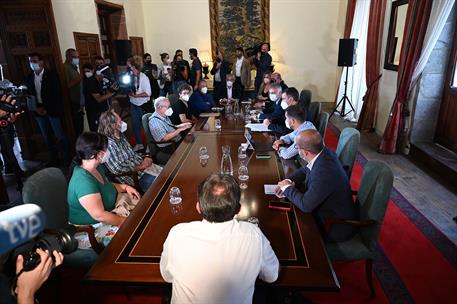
[[160, 173, 279, 304], [272, 105, 315, 159], [276, 129, 356, 242], [219, 73, 235, 100], [149, 97, 192, 155], [189, 79, 215, 117], [264, 87, 301, 136], [252, 83, 284, 124]]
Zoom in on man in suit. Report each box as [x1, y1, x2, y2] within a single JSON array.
[[253, 43, 272, 94], [271, 72, 288, 92], [63, 48, 84, 137], [232, 47, 251, 100], [264, 87, 301, 136], [210, 49, 231, 103], [252, 83, 284, 124], [26, 52, 70, 166], [219, 74, 235, 100], [276, 129, 356, 241], [188, 80, 214, 117]]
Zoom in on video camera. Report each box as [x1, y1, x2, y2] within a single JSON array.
[[245, 42, 270, 58], [0, 204, 77, 272], [0, 80, 31, 114], [96, 64, 135, 95]]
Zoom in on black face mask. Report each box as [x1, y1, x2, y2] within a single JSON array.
[[145, 60, 152, 65]]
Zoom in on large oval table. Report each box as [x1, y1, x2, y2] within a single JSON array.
[[85, 115, 340, 291]]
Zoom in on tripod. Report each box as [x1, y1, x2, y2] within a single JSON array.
[[330, 66, 355, 119]]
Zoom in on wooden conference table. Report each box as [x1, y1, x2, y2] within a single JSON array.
[[86, 115, 340, 290]]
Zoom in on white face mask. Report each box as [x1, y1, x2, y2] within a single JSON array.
[[72, 58, 80, 66], [30, 63, 41, 72], [119, 121, 128, 133], [298, 149, 307, 161], [85, 72, 93, 78], [165, 108, 174, 116], [100, 150, 110, 163], [269, 93, 278, 102], [226, 81, 233, 87], [281, 99, 288, 110], [201, 87, 208, 94], [180, 94, 190, 102], [285, 118, 291, 129]]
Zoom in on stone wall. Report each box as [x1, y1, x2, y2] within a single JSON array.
[[410, 5, 456, 143]]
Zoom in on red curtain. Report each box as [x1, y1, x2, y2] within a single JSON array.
[[344, 0, 357, 38], [356, 0, 387, 132], [378, 0, 432, 154]]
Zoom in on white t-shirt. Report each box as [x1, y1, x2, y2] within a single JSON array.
[[129, 72, 151, 106], [160, 219, 279, 304]]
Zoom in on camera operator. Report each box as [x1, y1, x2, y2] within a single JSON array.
[[82, 63, 116, 132], [26, 52, 70, 167], [253, 43, 272, 95]]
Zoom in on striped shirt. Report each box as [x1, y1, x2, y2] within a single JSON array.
[[148, 112, 181, 147], [104, 135, 144, 185], [278, 121, 316, 159]]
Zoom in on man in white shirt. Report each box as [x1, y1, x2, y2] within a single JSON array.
[[160, 174, 279, 304], [220, 73, 234, 100], [127, 56, 152, 151]]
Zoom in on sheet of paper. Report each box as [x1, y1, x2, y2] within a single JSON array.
[[264, 184, 286, 198], [245, 123, 270, 132]]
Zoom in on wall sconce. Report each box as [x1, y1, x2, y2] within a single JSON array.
[[199, 50, 211, 79]]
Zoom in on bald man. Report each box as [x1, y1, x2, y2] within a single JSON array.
[[276, 129, 356, 241]]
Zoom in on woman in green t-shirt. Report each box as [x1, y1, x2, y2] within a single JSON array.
[[68, 132, 141, 226]]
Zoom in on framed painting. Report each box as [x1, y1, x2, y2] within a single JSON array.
[[209, 0, 270, 64]]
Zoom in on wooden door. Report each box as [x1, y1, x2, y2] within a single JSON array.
[[0, 0, 71, 160], [130, 36, 144, 57], [435, 23, 457, 153], [74, 32, 102, 67]]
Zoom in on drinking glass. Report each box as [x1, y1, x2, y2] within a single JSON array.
[[169, 187, 182, 205], [238, 145, 247, 166], [215, 119, 221, 131], [199, 146, 209, 160], [238, 166, 249, 189]]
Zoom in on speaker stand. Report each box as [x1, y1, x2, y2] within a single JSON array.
[[330, 66, 356, 119]]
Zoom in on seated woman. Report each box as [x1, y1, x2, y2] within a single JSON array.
[[98, 110, 159, 193], [68, 132, 141, 235]]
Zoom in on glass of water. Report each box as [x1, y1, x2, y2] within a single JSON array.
[[215, 119, 221, 131], [169, 187, 182, 205], [238, 166, 249, 189], [238, 145, 247, 166]]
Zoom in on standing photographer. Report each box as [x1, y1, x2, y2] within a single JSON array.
[[26, 52, 70, 166], [210, 49, 231, 104], [253, 43, 272, 95], [82, 63, 115, 132], [127, 56, 151, 151]]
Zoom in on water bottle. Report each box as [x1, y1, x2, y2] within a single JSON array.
[[221, 145, 233, 175]]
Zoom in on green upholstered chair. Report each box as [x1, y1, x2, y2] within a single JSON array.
[[325, 160, 394, 296], [308, 102, 321, 126], [336, 127, 360, 180], [317, 111, 329, 140], [141, 113, 174, 165], [168, 93, 179, 105], [22, 167, 102, 266], [299, 89, 312, 110]]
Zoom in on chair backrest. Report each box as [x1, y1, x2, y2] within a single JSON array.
[[299, 89, 312, 109], [336, 127, 360, 179], [308, 102, 321, 125], [22, 167, 69, 230], [168, 93, 179, 105], [357, 161, 393, 251], [142, 112, 159, 156], [317, 111, 329, 139]]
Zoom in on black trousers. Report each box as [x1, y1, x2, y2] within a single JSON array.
[[213, 80, 223, 104], [234, 77, 245, 100]]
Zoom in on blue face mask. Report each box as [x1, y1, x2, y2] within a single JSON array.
[[72, 58, 80, 66], [30, 63, 41, 71]]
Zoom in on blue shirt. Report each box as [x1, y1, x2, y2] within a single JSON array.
[[278, 121, 316, 159], [189, 91, 214, 117]]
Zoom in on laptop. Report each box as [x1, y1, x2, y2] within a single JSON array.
[[244, 129, 274, 152]]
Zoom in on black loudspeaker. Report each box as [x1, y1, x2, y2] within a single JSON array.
[[114, 40, 132, 65], [338, 38, 358, 67]]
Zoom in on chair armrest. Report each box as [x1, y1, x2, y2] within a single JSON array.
[[107, 170, 141, 190], [75, 225, 104, 254], [324, 218, 376, 234]]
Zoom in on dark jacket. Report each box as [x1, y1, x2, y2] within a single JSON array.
[[259, 100, 285, 124], [210, 59, 231, 83], [283, 147, 356, 241], [26, 69, 64, 117], [189, 91, 214, 117], [253, 52, 272, 78]]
